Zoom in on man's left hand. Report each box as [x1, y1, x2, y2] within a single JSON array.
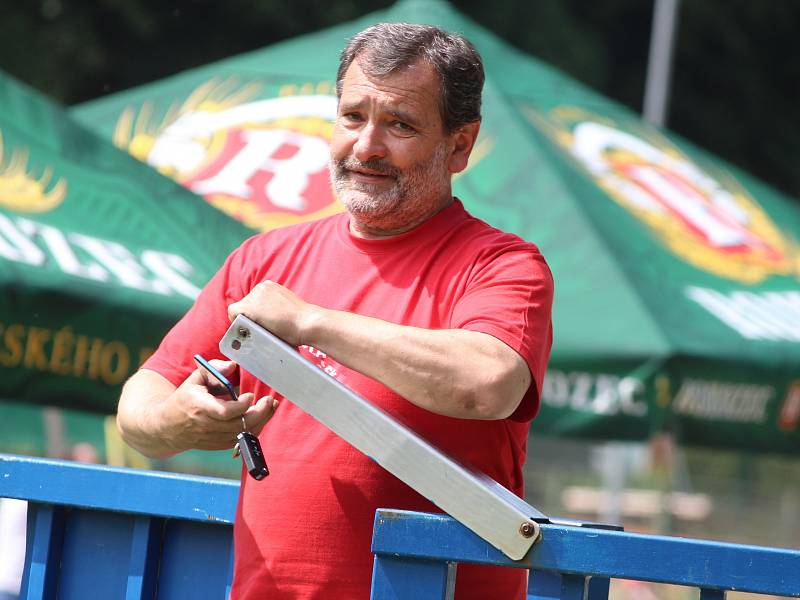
[[228, 280, 318, 346]]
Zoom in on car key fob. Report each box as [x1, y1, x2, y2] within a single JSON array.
[[237, 431, 269, 480]]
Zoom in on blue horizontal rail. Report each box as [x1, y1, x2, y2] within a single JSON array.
[[3, 454, 799, 599], [371, 509, 800, 598], [0, 454, 238, 523]]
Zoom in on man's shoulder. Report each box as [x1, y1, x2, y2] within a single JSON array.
[[457, 207, 545, 257], [221, 212, 346, 277], [451, 207, 552, 286], [239, 211, 346, 250]]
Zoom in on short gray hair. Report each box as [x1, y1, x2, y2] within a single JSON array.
[[336, 23, 484, 132]]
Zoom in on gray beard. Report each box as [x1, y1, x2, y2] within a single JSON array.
[[329, 142, 451, 224]]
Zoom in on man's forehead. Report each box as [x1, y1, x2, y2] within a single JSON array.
[[338, 59, 441, 115]]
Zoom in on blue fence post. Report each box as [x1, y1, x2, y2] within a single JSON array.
[[371, 555, 456, 600], [125, 516, 162, 600], [559, 574, 588, 599], [21, 503, 65, 600], [529, 571, 608, 600], [586, 575, 611, 600], [225, 538, 236, 600], [528, 569, 562, 599]]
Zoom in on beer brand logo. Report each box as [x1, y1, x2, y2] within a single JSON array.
[[779, 381, 800, 431], [0, 131, 67, 213], [526, 106, 800, 284], [113, 78, 343, 231]]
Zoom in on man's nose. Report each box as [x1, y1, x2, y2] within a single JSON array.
[[352, 123, 387, 162]]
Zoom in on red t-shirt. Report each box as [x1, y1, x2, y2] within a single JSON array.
[[144, 199, 553, 599]]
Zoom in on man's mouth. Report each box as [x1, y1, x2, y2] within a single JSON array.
[[338, 158, 398, 181], [348, 168, 392, 182]]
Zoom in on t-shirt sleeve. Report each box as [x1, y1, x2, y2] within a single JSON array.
[[450, 243, 553, 422], [141, 240, 255, 387]]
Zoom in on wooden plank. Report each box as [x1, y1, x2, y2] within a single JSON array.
[[220, 316, 543, 561]]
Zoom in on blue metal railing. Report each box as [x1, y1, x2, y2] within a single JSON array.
[[1, 454, 238, 600], [370, 509, 800, 599], [2, 454, 799, 599]]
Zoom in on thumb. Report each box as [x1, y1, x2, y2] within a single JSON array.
[[191, 357, 238, 390], [244, 395, 280, 435], [207, 358, 237, 377], [228, 300, 244, 323]]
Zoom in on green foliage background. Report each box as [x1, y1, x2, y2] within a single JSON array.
[[0, 0, 797, 200]]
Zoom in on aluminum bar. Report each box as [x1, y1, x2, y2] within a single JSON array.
[[220, 315, 543, 560]]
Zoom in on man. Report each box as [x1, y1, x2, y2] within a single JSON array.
[[118, 23, 553, 599]]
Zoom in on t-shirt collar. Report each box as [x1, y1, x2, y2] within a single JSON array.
[[339, 198, 468, 254]]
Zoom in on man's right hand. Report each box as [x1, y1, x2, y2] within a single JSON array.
[[117, 364, 279, 459]]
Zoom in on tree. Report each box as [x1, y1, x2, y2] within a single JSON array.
[[0, 0, 796, 199]]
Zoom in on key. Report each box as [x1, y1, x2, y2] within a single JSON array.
[[237, 430, 269, 480], [232, 414, 246, 458]]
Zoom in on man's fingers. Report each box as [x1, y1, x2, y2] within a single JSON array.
[[228, 298, 248, 323], [205, 392, 277, 432], [207, 358, 236, 373], [208, 393, 252, 422], [242, 395, 279, 435], [169, 379, 277, 451]]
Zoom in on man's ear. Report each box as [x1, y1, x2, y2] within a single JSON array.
[[447, 121, 481, 174]]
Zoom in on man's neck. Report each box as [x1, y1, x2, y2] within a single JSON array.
[[349, 196, 454, 240]]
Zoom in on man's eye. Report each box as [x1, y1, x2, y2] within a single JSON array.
[[392, 121, 415, 133], [342, 112, 363, 122]]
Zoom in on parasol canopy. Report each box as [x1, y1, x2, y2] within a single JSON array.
[[73, 0, 800, 453]]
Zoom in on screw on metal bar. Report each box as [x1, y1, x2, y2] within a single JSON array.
[[231, 326, 251, 351], [519, 521, 540, 541]]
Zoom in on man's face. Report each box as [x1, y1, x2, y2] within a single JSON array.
[[329, 58, 454, 232]]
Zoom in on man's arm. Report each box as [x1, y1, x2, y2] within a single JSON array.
[[228, 281, 532, 420], [117, 363, 278, 459]]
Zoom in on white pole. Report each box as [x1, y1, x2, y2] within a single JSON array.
[[42, 407, 67, 458], [598, 442, 626, 525], [643, 0, 681, 127]]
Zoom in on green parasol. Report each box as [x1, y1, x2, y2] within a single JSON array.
[[0, 71, 251, 415], [72, 0, 800, 454]]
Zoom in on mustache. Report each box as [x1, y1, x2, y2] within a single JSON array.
[[333, 157, 400, 178]]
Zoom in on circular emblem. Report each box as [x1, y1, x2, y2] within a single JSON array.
[[115, 79, 343, 231], [528, 106, 800, 284]]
